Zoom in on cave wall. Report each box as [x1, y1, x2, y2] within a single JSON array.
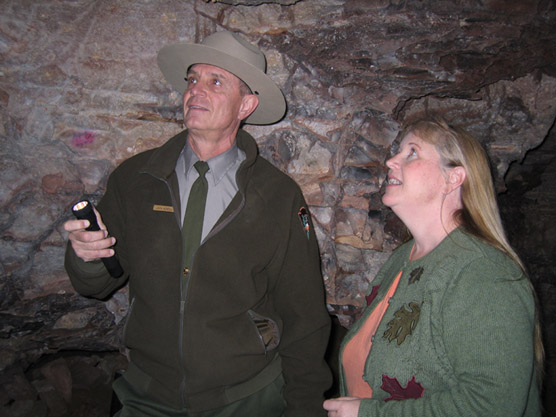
[[1, 0, 555, 415]]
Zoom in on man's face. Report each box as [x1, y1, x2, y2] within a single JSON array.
[[183, 64, 249, 137]]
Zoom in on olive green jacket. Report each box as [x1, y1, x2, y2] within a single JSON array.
[[66, 129, 331, 415]]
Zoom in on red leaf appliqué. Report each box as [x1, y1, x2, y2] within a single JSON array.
[[366, 285, 380, 306], [381, 374, 425, 402]]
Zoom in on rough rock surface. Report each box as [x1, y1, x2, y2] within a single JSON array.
[[1, 0, 555, 415]]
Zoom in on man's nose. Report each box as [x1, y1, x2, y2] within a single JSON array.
[[186, 81, 206, 97]]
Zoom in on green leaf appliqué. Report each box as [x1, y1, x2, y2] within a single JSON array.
[[383, 302, 421, 345], [408, 267, 424, 285]]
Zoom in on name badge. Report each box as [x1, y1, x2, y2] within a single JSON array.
[[153, 204, 174, 213]]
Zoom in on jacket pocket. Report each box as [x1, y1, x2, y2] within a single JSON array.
[[247, 310, 280, 354], [122, 296, 135, 344]]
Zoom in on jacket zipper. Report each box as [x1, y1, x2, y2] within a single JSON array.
[[177, 194, 246, 408], [179, 271, 188, 406], [142, 171, 189, 407], [144, 166, 247, 408]]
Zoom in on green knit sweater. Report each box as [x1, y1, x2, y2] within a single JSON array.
[[339, 228, 540, 416]]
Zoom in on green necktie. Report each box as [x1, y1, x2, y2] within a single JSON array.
[[182, 160, 209, 270]]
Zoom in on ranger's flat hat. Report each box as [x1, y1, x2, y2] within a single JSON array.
[[157, 31, 286, 125]]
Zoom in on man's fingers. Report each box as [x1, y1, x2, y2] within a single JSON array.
[[63, 219, 90, 233]]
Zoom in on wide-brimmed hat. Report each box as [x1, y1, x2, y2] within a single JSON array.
[[157, 31, 286, 125]]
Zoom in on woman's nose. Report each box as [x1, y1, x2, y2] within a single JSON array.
[[385, 155, 397, 169]]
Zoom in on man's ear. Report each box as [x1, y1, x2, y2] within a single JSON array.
[[238, 94, 259, 121]]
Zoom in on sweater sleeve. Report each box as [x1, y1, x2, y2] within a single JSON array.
[[272, 192, 332, 417], [357, 256, 538, 417]]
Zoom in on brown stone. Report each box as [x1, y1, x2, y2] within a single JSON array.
[[41, 173, 65, 194], [40, 358, 72, 404]]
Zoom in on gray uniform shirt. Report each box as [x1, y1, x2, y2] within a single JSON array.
[[176, 140, 246, 241]]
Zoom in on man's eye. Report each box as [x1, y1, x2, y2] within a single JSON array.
[[213, 79, 221, 86], [186, 77, 196, 85]]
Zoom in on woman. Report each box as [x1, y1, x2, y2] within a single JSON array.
[[324, 118, 542, 416]]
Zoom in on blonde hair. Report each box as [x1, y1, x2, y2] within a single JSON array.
[[399, 117, 544, 383]]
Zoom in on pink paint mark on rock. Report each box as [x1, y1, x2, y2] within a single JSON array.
[[71, 131, 95, 147]]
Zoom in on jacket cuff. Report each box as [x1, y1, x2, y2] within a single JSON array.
[[64, 243, 113, 297]]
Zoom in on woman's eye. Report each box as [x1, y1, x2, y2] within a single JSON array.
[[408, 148, 417, 158]]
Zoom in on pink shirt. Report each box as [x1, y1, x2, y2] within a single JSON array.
[[342, 271, 403, 397]]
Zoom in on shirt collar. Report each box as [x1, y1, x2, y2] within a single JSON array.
[[182, 140, 243, 186]]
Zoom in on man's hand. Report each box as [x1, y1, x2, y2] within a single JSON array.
[[323, 397, 362, 417], [64, 207, 116, 262]]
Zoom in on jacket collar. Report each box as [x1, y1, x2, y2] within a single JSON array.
[[235, 129, 258, 174], [142, 130, 188, 180]]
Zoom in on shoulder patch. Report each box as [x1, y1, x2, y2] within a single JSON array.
[[297, 206, 310, 239]]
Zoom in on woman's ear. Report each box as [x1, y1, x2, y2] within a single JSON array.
[[445, 166, 466, 194]]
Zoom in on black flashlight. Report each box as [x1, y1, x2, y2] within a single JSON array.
[[72, 200, 124, 278]]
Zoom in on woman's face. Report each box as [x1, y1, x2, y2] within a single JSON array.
[[382, 133, 449, 214]]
